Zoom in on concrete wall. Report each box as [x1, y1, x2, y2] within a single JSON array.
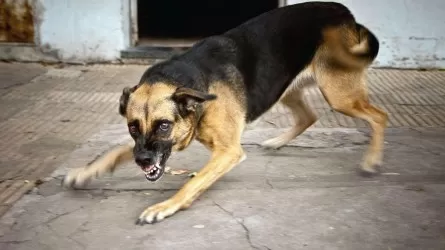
[[287, 0, 445, 68], [1, 0, 444, 68], [39, 0, 130, 62]]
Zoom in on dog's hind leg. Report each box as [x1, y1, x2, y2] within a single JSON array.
[[261, 80, 317, 149], [316, 68, 388, 176], [62, 142, 134, 188]]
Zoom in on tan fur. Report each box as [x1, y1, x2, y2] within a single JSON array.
[[262, 30, 388, 174], [63, 21, 387, 224], [63, 142, 134, 187], [127, 84, 177, 134], [127, 83, 198, 151], [137, 82, 247, 223], [261, 67, 317, 148], [313, 64, 388, 173], [322, 24, 375, 69]]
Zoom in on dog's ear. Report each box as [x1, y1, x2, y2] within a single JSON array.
[[119, 86, 137, 117], [172, 87, 217, 113]]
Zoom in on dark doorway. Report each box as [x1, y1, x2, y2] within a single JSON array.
[[136, 0, 279, 46]]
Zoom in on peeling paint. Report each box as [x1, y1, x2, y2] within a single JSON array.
[[0, 0, 34, 43], [1, 0, 444, 68]]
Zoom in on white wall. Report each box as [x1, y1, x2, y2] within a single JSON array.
[[3, 0, 443, 67], [39, 0, 130, 62], [287, 0, 445, 68]]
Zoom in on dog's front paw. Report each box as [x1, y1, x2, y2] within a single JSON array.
[[62, 167, 95, 189], [135, 199, 182, 225]]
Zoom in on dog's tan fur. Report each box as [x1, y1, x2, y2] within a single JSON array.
[[125, 83, 201, 152], [62, 142, 134, 187], [137, 82, 248, 221], [62, 4, 387, 224]]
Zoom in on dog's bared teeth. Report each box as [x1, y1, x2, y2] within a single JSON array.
[[144, 165, 164, 181]]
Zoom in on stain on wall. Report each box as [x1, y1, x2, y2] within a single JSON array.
[[0, 0, 443, 67], [0, 0, 35, 43], [39, 0, 130, 62]]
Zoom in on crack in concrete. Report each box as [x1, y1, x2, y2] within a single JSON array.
[[0, 81, 30, 91], [46, 223, 86, 250], [5, 206, 89, 235], [45, 206, 84, 225], [68, 220, 91, 237], [264, 154, 276, 189], [0, 239, 31, 244], [44, 210, 72, 225], [213, 200, 261, 250], [67, 234, 86, 250], [78, 221, 89, 230]]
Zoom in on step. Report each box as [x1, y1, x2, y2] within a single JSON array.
[[120, 46, 191, 60]]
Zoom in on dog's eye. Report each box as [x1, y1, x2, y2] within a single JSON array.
[[159, 122, 170, 132], [129, 124, 138, 135]]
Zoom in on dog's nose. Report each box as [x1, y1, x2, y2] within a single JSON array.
[[135, 155, 151, 166]]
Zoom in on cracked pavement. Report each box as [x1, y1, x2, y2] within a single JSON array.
[[212, 200, 259, 250], [1, 126, 445, 250]]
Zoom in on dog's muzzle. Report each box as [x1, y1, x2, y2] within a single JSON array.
[[135, 154, 166, 182], [141, 163, 164, 182]]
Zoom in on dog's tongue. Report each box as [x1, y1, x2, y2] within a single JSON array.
[[143, 165, 156, 173]]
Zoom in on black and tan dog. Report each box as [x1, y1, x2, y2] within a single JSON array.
[[62, 2, 387, 224]]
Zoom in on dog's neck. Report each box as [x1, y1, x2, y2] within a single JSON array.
[[173, 105, 205, 151], [190, 104, 205, 143], [194, 104, 205, 124]]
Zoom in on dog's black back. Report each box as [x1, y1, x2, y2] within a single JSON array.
[[140, 2, 359, 122]]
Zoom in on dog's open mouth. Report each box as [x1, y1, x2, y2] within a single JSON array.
[[142, 164, 165, 182]]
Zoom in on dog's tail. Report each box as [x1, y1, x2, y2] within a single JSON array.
[[324, 22, 380, 69]]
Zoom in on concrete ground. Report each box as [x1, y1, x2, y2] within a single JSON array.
[[0, 62, 444, 250]]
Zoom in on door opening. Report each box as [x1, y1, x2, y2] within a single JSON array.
[[136, 0, 279, 47]]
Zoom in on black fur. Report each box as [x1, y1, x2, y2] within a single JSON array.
[[119, 86, 137, 117], [355, 23, 380, 60], [172, 87, 217, 116], [137, 2, 378, 122]]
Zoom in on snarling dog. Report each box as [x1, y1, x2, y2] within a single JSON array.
[[62, 2, 387, 224]]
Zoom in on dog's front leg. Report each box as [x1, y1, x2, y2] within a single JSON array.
[[136, 146, 245, 225], [62, 142, 134, 188]]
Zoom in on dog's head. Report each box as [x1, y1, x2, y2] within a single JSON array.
[[119, 83, 216, 182]]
